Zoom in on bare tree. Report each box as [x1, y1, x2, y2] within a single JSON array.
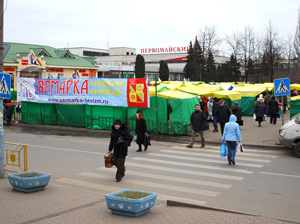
[[263, 21, 282, 82], [239, 26, 255, 83], [225, 31, 241, 57], [198, 25, 222, 54], [252, 35, 265, 83]]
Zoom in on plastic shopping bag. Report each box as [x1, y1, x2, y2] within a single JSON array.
[[236, 143, 244, 153], [133, 135, 137, 143], [220, 143, 227, 157], [253, 113, 256, 120]]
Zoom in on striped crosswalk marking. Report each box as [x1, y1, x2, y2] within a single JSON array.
[[160, 150, 271, 163], [173, 146, 278, 158], [97, 167, 232, 189], [78, 172, 220, 197], [148, 153, 263, 168], [124, 162, 244, 181], [56, 178, 207, 206], [131, 157, 253, 174]]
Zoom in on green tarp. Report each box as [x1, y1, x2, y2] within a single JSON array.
[[240, 97, 255, 116], [21, 95, 200, 135], [290, 99, 300, 118]]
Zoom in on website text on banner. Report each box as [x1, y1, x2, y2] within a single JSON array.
[[17, 78, 150, 108]]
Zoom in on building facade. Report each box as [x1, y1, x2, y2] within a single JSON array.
[[3, 43, 98, 89]]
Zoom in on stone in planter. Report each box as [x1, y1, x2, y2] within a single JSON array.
[[8, 171, 51, 193], [105, 189, 157, 217]]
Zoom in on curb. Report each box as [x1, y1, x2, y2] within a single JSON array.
[[7, 123, 286, 151]]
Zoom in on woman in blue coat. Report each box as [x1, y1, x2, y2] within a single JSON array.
[[221, 115, 242, 165]]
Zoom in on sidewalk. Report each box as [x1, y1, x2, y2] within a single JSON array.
[[1, 113, 293, 224], [0, 178, 292, 224]]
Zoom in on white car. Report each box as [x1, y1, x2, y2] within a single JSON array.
[[279, 115, 300, 158]]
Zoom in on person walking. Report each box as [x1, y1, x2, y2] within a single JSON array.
[[231, 101, 243, 126], [264, 93, 271, 116], [268, 95, 279, 125], [215, 100, 231, 135], [212, 97, 219, 132], [207, 97, 213, 121], [222, 115, 242, 165], [135, 113, 148, 152], [5, 99, 15, 126], [254, 98, 266, 127], [108, 119, 133, 182], [186, 104, 206, 148]]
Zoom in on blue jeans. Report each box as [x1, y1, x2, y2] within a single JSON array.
[[226, 141, 236, 163], [213, 117, 218, 127]]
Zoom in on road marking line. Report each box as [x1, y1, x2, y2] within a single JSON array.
[[148, 153, 263, 168], [130, 157, 253, 174], [96, 168, 231, 189], [180, 144, 283, 154], [260, 172, 300, 178], [26, 144, 105, 155], [56, 178, 207, 205], [124, 162, 244, 181], [78, 172, 219, 197], [160, 149, 271, 163], [173, 146, 278, 158]]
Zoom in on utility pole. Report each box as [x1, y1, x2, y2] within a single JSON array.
[[0, 0, 5, 179]]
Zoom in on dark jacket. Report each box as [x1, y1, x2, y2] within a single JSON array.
[[212, 101, 219, 117], [254, 102, 266, 118], [268, 97, 279, 114], [215, 104, 231, 123], [231, 105, 242, 122], [109, 124, 133, 158], [135, 118, 147, 145], [190, 110, 206, 131], [5, 102, 15, 117]]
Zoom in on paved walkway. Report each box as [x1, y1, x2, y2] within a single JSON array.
[[1, 112, 295, 224]]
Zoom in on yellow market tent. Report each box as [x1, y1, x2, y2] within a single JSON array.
[[212, 90, 241, 101], [290, 84, 300, 91], [157, 90, 197, 99]]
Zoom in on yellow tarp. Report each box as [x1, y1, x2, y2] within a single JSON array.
[[291, 84, 300, 91], [212, 90, 241, 101], [291, 95, 300, 101], [175, 86, 221, 97], [157, 91, 198, 99], [232, 86, 268, 97], [148, 86, 170, 97]]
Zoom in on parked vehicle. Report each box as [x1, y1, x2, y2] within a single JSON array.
[[279, 114, 300, 158]]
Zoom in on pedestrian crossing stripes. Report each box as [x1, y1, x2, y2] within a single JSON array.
[[160, 149, 271, 163], [78, 172, 220, 197], [131, 157, 253, 174], [55, 143, 278, 207], [56, 178, 207, 206], [148, 152, 263, 168], [96, 167, 232, 189], [124, 162, 244, 181], [174, 146, 278, 158]]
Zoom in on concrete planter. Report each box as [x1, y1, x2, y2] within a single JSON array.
[[105, 189, 157, 217], [8, 171, 51, 193]]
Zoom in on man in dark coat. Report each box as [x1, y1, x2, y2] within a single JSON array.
[[212, 97, 219, 132], [5, 99, 15, 126], [215, 100, 231, 135], [108, 119, 133, 182], [186, 104, 206, 148], [231, 101, 243, 126], [264, 93, 271, 116], [268, 96, 279, 125]]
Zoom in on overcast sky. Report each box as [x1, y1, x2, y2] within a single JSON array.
[[3, 0, 300, 55]]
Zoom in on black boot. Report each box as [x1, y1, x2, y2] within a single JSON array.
[[213, 127, 218, 132]]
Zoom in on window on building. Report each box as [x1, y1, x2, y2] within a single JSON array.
[[37, 49, 50, 57], [126, 52, 129, 55]]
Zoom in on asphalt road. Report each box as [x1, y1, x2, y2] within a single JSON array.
[[4, 131, 300, 223]]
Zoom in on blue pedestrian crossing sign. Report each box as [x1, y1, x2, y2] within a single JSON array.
[[274, 78, 290, 96], [0, 73, 11, 99]]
